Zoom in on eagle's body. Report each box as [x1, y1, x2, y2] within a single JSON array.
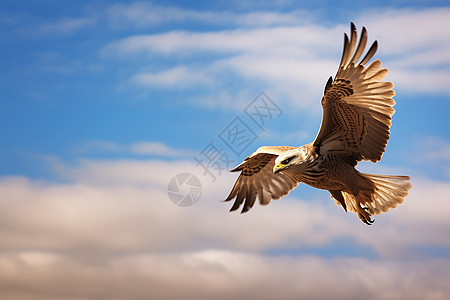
[[224, 23, 412, 224]]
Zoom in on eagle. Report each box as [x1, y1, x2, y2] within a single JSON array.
[[224, 23, 412, 224]]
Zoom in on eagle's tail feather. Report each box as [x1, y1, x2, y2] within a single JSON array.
[[338, 172, 412, 224]]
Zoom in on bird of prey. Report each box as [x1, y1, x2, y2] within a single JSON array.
[[224, 23, 412, 224]]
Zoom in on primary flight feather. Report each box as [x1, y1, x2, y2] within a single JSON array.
[[224, 23, 412, 224]]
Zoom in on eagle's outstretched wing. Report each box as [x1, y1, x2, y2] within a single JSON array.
[[313, 23, 395, 166], [224, 146, 299, 213]]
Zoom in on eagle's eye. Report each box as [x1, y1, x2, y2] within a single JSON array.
[[280, 156, 295, 165]]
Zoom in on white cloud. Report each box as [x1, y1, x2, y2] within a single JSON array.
[[102, 26, 342, 109], [0, 249, 449, 300], [389, 68, 450, 94], [106, 2, 232, 27], [358, 8, 450, 57], [131, 66, 213, 88], [420, 136, 450, 162], [130, 141, 193, 156], [406, 136, 450, 177], [103, 26, 340, 58], [49, 158, 196, 188], [1, 157, 449, 255], [0, 155, 449, 299], [73, 140, 194, 157], [101, 7, 450, 111], [356, 8, 450, 94], [38, 17, 96, 34], [105, 2, 311, 28]]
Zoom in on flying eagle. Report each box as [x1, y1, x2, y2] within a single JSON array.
[[224, 23, 412, 224]]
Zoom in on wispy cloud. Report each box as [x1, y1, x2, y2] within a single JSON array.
[[105, 2, 311, 28], [102, 26, 339, 58], [422, 137, 450, 162], [131, 141, 193, 156], [37, 17, 96, 34], [357, 8, 450, 93], [73, 140, 194, 157], [131, 66, 213, 88], [101, 7, 450, 112], [102, 26, 341, 109], [409, 136, 450, 177], [358, 7, 450, 56], [105, 2, 232, 27]]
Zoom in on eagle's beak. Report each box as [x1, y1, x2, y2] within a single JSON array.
[[273, 164, 285, 174]]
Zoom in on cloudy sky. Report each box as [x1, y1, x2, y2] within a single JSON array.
[[1, 0, 450, 299]]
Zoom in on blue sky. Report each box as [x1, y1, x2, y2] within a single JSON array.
[[1, 1, 450, 299]]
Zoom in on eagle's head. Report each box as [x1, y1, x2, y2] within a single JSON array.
[[273, 146, 316, 174]]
